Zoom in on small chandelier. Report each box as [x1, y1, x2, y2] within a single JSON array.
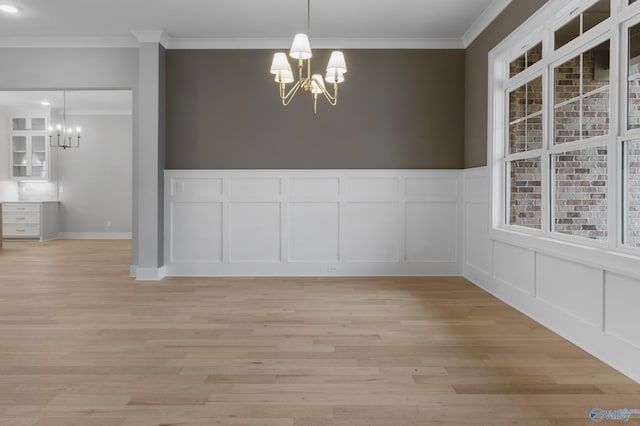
[[49, 91, 81, 150], [269, 0, 347, 114]]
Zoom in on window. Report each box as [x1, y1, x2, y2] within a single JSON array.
[[628, 23, 640, 129], [554, 41, 610, 145], [509, 77, 543, 153], [551, 39, 610, 240], [491, 0, 640, 265], [555, 0, 610, 50], [507, 76, 543, 230], [510, 43, 543, 78]]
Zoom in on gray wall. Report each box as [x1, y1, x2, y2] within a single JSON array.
[[464, 0, 548, 168], [0, 48, 138, 90], [166, 49, 465, 169], [0, 106, 9, 181], [158, 45, 166, 265], [57, 114, 132, 234], [136, 43, 165, 271]]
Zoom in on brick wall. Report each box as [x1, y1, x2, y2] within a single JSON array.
[[627, 141, 640, 247], [628, 61, 640, 129], [510, 157, 542, 228], [509, 78, 542, 154], [554, 147, 608, 240]]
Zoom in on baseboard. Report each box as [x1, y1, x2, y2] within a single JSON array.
[[463, 265, 640, 384], [165, 261, 462, 277], [57, 232, 132, 239], [135, 265, 167, 281]]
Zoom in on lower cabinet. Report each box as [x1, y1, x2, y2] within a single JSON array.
[[1, 202, 59, 241]]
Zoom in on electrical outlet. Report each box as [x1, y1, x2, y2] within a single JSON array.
[[59, 184, 64, 193], [106, 220, 112, 228], [327, 265, 338, 273]]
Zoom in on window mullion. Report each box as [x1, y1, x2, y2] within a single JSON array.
[[543, 57, 552, 235], [610, 20, 621, 249], [549, 135, 612, 153]]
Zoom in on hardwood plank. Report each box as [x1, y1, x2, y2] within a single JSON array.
[[0, 240, 638, 425]]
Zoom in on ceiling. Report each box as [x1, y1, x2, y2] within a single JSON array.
[[0, 91, 132, 115], [0, 0, 510, 48]]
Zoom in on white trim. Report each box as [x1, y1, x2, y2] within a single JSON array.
[[129, 265, 137, 278], [135, 265, 167, 281], [57, 232, 132, 240], [462, 0, 513, 48], [490, 228, 640, 282], [0, 35, 465, 50], [489, 0, 640, 272], [0, 2, 519, 51], [0, 37, 138, 48], [463, 166, 640, 384], [131, 31, 169, 47], [164, 169, 463, 277], [465, 268, 640, 384], [166, 37, 465, 50], [65, 110, 132, 116]]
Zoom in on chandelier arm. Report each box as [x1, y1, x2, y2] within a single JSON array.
[[281, 80, 303, 106], [310, 75, 338, 106], [320, 85, 337, 105]]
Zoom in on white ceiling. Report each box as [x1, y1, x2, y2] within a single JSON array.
[[0, 0, 511, 48], [0, 91, 132, 115]]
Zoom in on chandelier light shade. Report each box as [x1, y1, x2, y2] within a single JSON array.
[[325, 71, 344, 84], [48, 91, 82, 150], [326, 51, 347, 73], [270, 52, 292, 74], [310, 74, 325, 94], [289, 34, 312, 60], [270, 0, 347, 114]]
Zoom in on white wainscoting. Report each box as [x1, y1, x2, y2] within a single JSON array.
[[57, 232, 132, 239], [463, 166, 640, 383], [165, 170, 462, 277]]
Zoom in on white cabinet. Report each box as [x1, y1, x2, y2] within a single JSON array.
[[9, 115, 50, 181], [1, 202, 59, 241], [11, 116, 47, 132]]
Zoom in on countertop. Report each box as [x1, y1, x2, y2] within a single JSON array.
[[0, 200, 60, 203]]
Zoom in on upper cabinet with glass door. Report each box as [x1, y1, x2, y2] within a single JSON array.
[[11, 116, 46, 132], [9, 115, 50, 181]]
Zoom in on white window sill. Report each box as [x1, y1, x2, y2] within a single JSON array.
[[489, 227, 640, 281]]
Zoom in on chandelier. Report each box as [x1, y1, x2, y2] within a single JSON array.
[[48, 91, 81, 150], [269, 0, 347, 114]]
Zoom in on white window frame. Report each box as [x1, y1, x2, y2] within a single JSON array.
[[489, 0, 640, 280]]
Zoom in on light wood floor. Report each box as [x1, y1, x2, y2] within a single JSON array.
[[0, 240, 638, 426]]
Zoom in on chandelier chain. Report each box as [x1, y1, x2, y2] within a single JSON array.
[[307, 0, 310, 38]]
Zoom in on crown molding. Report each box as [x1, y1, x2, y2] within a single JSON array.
[[0, 35, 464, 49], [0, 36, 138, 48], [167, 37, 464, 50], [0, 34, 471, 50], [131, 30, 169, 47], [462, 0, 512, 48]]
